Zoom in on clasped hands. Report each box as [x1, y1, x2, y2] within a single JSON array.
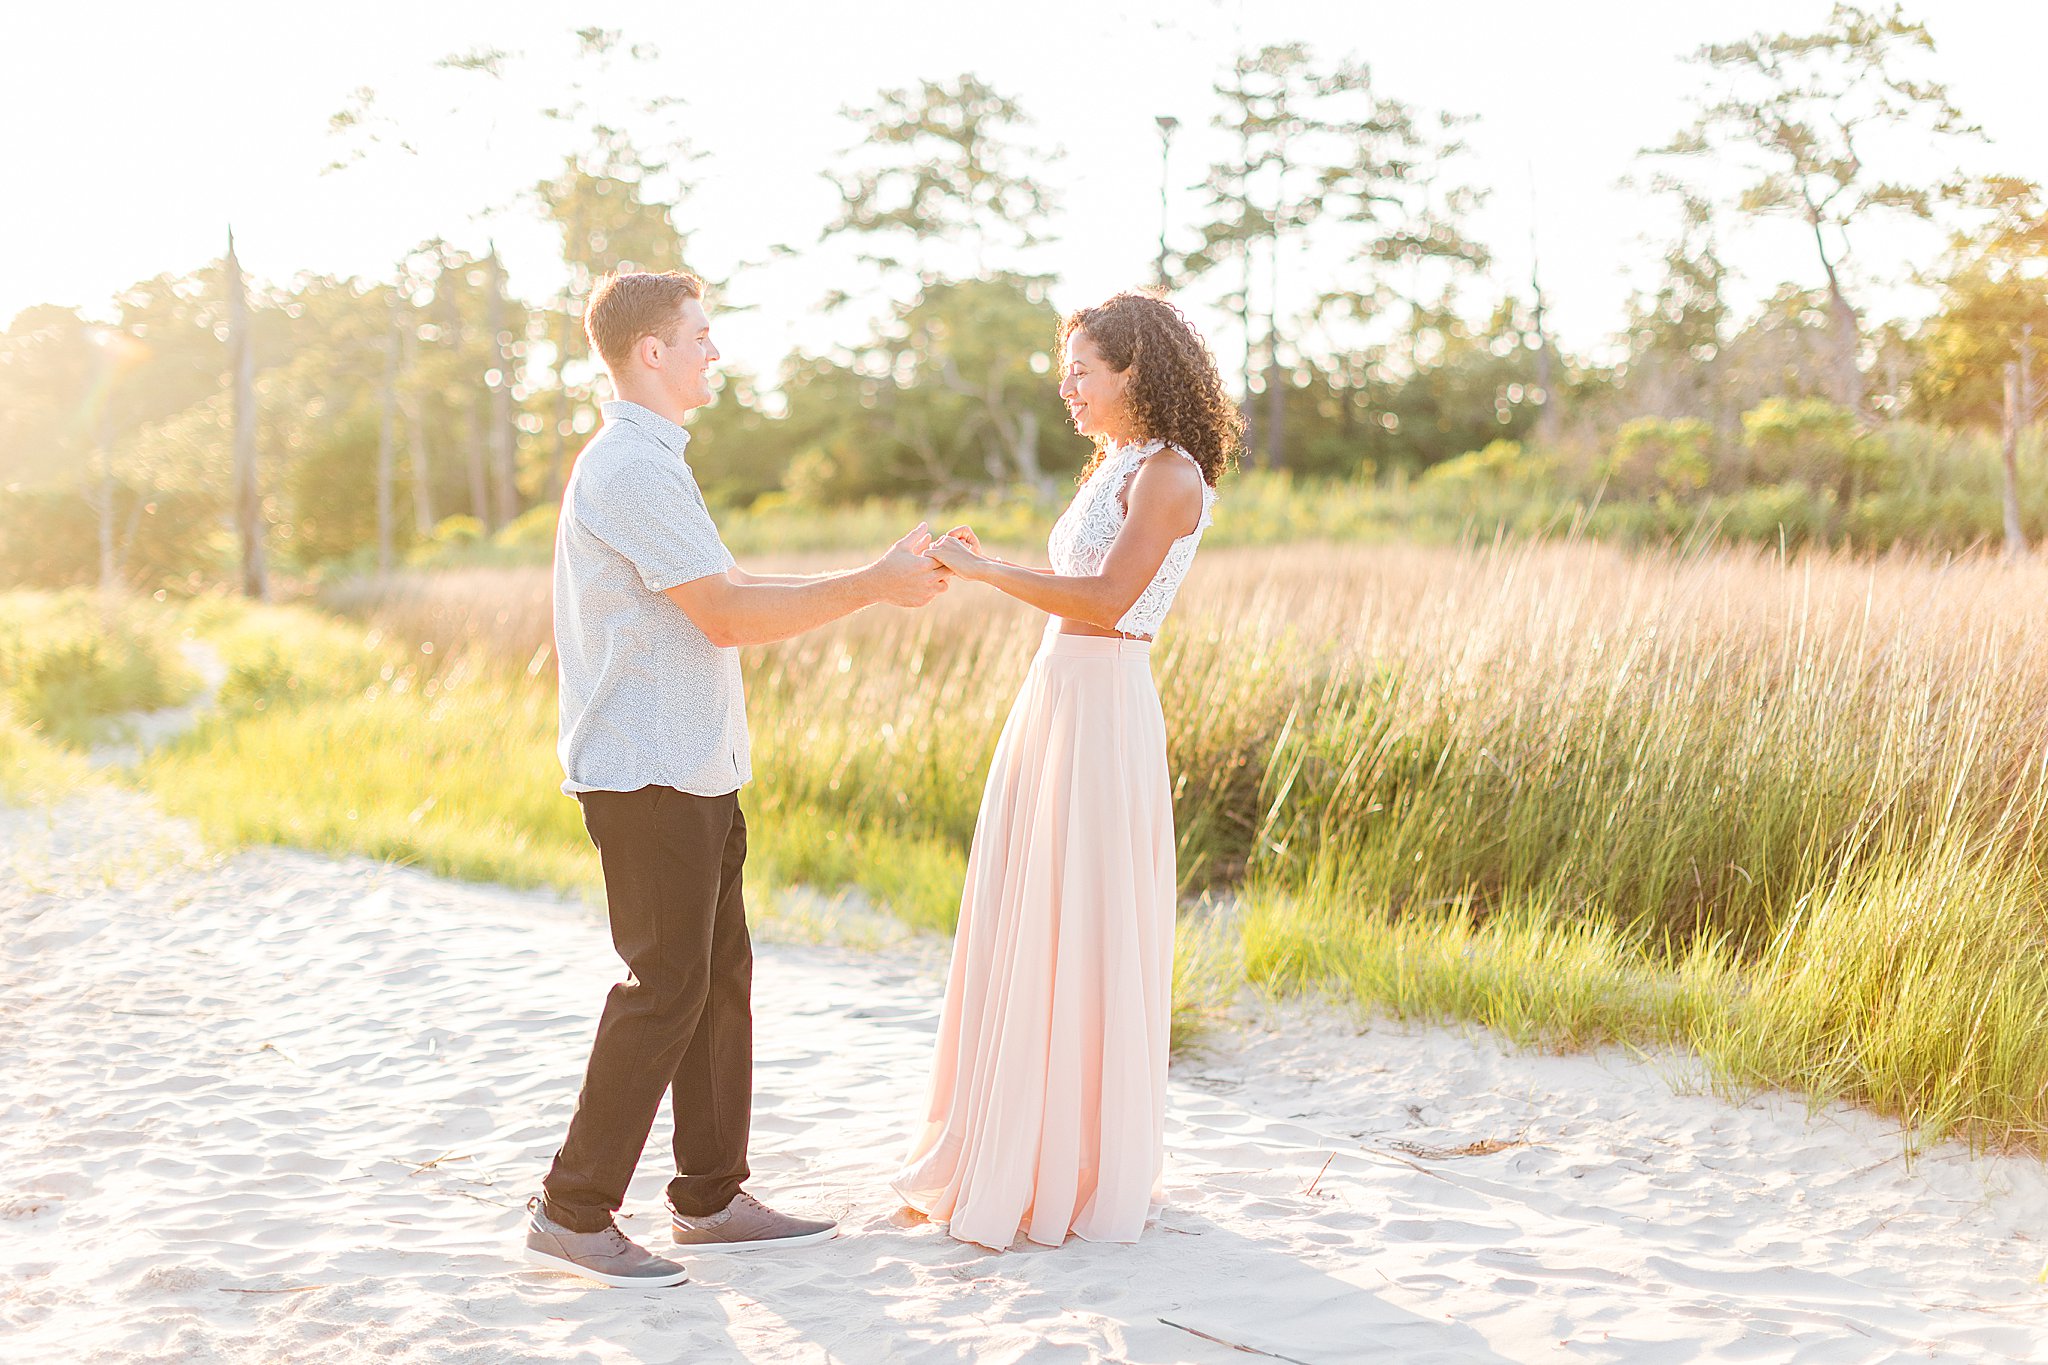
[[871, 521, 990, 608]]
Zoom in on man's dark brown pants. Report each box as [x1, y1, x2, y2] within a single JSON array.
[[541, 785, 752, 1232]]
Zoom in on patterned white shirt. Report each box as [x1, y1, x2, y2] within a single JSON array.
[[554, 400, 750, 797]]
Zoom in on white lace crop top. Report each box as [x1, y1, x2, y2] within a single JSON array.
[[1046, 438, 1217, 637]]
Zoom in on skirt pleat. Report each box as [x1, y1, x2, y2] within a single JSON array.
[[893, 627, 1177, 1249]]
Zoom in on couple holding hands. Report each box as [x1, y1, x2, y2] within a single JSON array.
[[525, 269, 1240, 1288]]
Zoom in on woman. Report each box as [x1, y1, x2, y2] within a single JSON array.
[[891, 292, 1242, 1249]]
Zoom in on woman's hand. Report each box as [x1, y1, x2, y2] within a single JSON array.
[[942, 524, 981, 554], [926, 533, 986, 579]]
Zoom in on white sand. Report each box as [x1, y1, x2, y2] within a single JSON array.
[[5, 788, 2048, 1364]]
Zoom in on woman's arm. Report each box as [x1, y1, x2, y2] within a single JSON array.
[[729, 525, 981, 586], [928, 456, 1203, 630]]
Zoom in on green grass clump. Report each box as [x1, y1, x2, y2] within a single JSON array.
[[0, 590, 196, 747], [0, 708, 90, 803]]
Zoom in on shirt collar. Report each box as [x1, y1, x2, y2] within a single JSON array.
[[601, 400, 692, 458]]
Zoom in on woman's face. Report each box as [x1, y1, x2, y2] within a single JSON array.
[[1058, 328, 1135, 442]]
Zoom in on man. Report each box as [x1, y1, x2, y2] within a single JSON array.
[[523, 270, 950, 1289]]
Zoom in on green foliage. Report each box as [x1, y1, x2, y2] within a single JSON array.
[[1740, 397, 1885, 496], [826, 73, 1057, 279], [0, 592, 194, 746], [1416, 440, 1555, 511], [729, 276, 1085, 504], [1915, 178, 2048, 428], [1609, 417, 1714, 496]]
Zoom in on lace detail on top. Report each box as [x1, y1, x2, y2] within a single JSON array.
[[1046, 438, 1217, 637]]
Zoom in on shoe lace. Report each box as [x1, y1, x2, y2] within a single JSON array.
[[594, 1225, 634, 1255]]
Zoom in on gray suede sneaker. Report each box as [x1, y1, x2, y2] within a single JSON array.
[[523, 1196, 689, 1288], [669, 1190, 838, 1253]]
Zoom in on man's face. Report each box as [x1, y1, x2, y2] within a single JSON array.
[[652, 298, 719, 412]]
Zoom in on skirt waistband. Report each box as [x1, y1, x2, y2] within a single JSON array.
[[1039, 625, 1153, 658]]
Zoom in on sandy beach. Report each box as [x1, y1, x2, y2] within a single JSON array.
[[5, 786, 2048, 1364]]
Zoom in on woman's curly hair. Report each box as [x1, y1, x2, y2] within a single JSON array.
[[1057, 292, 1244, 486]]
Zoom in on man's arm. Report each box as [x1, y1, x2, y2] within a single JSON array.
[[726, 526, 982, 586], [663, 524, 947, 647], [727, 567, 856, 587]]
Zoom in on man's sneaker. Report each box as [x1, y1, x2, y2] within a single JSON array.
[[522, 1196, 689, 1289], [669, 1190, 838, 1253]]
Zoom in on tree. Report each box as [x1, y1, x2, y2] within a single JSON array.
[[1648, 4, 1979, 411], [1622, 191, 1734, 425], [533, 124, 696, 494], [1182, 46, 1486, 469], [1915, 176, 2048, 428], [768, 277, 1081, 503], [825, 73, 1057, 287], [824, 75, 1061, 488], [227, 232, 267, 599]]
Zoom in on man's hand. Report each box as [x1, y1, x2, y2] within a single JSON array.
[[868, 522, 950, 607]]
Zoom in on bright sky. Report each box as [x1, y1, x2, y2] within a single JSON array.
[[5, 1, 2044, 385]]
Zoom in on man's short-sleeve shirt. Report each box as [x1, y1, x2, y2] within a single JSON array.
[[554, 400, 750, 797]]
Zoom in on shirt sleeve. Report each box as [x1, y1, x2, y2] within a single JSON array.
[[573, 452, 736, 593]]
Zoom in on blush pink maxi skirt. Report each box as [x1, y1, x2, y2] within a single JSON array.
[[892, 627, 1176, 1249]]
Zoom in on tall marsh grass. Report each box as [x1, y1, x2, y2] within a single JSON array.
[[125, 539, 2048, 1146]]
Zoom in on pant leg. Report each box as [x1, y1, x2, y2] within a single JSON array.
[[666, 804, 754, 1217], [541, 785, 739, 1233]]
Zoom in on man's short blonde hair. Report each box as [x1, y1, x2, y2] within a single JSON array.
[[584, 270, 705, 371]]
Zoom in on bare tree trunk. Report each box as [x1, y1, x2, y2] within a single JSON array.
[[2003, 362, 2029, 557], [1264, 324, 1285, 472], [94, 404, 117, 595], [1239, 256, 1257, 467], [2022, 324, 2038, 447], [376, 288, 398, 574], [550, 295, 573, 499], [486, 247, 518, 529], [465, 396, 490, 527], [1011, 405, 1042, 489], [227, 229, 267, 600], [435, 249, 491, 527], [1532, 281, 1562, 448], [401, 324, 434, 535], [1812, 221, 1861, 412]]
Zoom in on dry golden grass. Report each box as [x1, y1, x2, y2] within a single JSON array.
[[129, 538, 2048, 1145]]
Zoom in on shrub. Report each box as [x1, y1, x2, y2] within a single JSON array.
[[1608, 417, 1714, 497], [1740, 398, 1888, 499]]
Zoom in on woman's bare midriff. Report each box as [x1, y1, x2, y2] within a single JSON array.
[[1057, 618, 1151, 641]]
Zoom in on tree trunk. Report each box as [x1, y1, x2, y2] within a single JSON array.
[[551, 295, 574, 499], [2003, 363, 2029, 557], [95, 405, 117, 595], [465, 396, 490, 527], [227, 230, 267, 600], [376, 290, 398, 574], [1011, 405, 1042, 489], [487, 247, 518, 530], [1264, 326, 1285, 472], [1811, 221, 1861, 412], [1239, 255, 1257, 466], [2022, 324, 2037, 446], [1532, 285, 1562, 448], [401, 324, 435, 535]]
